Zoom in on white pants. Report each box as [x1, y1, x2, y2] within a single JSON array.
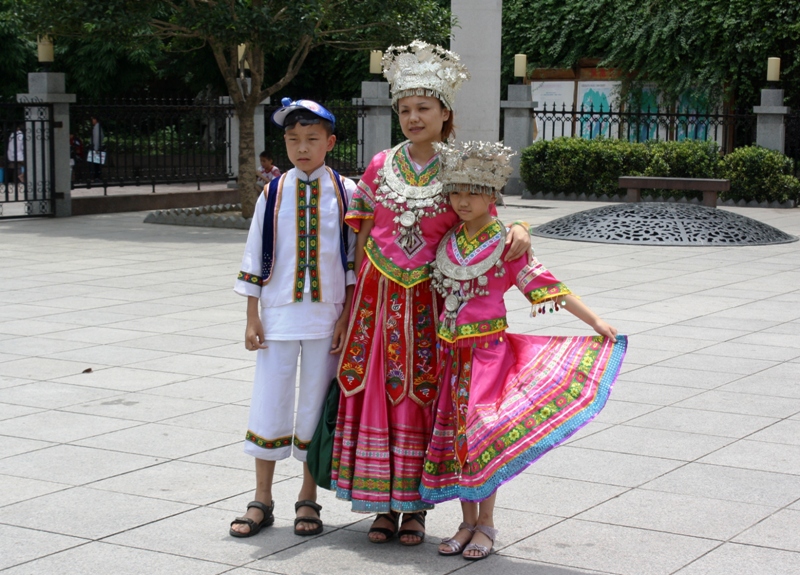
[[244, 337, 338, 462]]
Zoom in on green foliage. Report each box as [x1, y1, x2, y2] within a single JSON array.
[[0, 0, 36, 99], [721, 146, 800, 203], [520, 138, 800, 204], [503, 0, 800, 109]]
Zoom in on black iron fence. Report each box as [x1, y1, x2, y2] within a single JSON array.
[[785, 112, 800, 174], [1, 102, 55, 218], [71, 98, 234, 193], [532, 104, 757, 154], [263, 101, 365, 176]]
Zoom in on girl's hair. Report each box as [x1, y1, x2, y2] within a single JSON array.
[[441, 108, 456, 141]]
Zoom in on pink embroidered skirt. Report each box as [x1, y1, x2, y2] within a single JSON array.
[[331, 262, 438, 513], [420, 333, 627, 503]]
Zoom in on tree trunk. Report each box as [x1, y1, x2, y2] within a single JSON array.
[[238, 102, 258, 219]]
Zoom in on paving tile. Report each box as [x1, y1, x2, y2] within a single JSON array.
[[0, 486, 193, 539], [0, 524, 86, 571], [698, 440, 800, 475], [0, 409, 140, 443], [0, 336, 93, 356], [104, 506, 304, 566], [64, 392, 219, 423], [0, 381, 121, 409], [143, 376, 251, 403], [181, 442, 264, 473], [610, 379, 705, 406], [575, 488, 774, 540], [570, 425, 733, 461], [0, 474, 70, 506], [116, 333, 233, 354], [0, 435, 53, 459], [42, 326, 157, 344], [89, 460, 255, 505], [641, 462, 800, 507], [161, 404, 249, 435], [673, 542, 800, 575], [127, 353, 252, 377], [654, 354, 778, 375], [1, 444, 162, 485], [74, 422, 240, 459], [0, 318, 81, 337], [0, 541, 227, 575], [0, 402, 43, 421], [503, 519, 718, 575], [0, 357, 100, 380], [53, 366, 191, 392], [528, 446, 682, 487], [591, 399, 660, 425], [624, 406, 777, 438], [693, 341, 800, 362], [494, 473, 628, 517], [616, 365, 740, 389], [733, 509, 800, 552], [746, 419, 800, 445], [672, 390, 800, 418], [46, 344, 176, 367]]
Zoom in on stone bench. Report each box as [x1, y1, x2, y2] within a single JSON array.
[[619, 176, 730, 208]]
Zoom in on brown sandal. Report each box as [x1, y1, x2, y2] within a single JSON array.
[[294, 500, 323, 536], [368, 511, 399, 543], [398, 510, 427, 546], [229, 500, 274, 538]]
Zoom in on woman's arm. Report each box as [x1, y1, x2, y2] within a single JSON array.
[[562, 294, 618, 342]]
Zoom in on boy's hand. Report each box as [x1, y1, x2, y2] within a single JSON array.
[[330, 313, 349, 355], [591, 319, 618, 343], [245, 318, 268, 351]]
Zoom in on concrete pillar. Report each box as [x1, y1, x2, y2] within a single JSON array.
[[17, 73, 75, 217], [353, 81, 392, 170], [753, 89, 790, 154], [500, 84, 534, 196], [451, 0, 502, 142]]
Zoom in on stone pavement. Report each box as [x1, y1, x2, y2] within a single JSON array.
[[1, 199, 800, 575]]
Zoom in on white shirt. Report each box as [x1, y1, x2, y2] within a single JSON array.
[[7, 130, 24, 162], [235, 165, 357, 339]]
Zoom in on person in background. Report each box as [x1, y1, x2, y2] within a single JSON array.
[[6, 124, 25, 186], [90, 116, 103, 181], [256, 149, 281, 192]]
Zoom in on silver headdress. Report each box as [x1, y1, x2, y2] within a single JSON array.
[[382, 40, 470, 110], [434, 140, 516, 198]]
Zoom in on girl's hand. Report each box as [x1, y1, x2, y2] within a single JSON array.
[[591, 319, 618, 343], [504, 223, 532, 261]]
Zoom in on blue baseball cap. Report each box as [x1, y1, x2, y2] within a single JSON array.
[[271, 97, 336, 132]]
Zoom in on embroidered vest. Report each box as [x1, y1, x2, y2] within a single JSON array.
[[260, 168, 350, 289]]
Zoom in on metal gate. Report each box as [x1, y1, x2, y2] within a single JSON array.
[[1, 102, 55, 219]]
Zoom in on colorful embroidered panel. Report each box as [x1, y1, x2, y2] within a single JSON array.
[[394, 144, 439, 187], [364, 236, 431, 288], [525, 282, 572, 306], [437, 316, 508, 343], [237, 271, 263, 286], [295, 179, 321, 302], [293, 436, 310, 451], [246, 430, 292, 449], [454, 220, 504, 263]]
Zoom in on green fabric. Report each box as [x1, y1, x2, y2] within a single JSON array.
[[307, 379, 339, 490]]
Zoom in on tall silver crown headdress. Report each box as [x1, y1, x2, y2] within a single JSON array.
[[434, 141, 516, 197], [382, 40, 470, 110]]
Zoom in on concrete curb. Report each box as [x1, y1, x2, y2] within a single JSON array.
[[520, 190, 797, 209], [143, 204, 252, 229]]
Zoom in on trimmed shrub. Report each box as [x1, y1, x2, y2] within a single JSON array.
[[720, 146, 800, 204], [519, 138, 800, 205]]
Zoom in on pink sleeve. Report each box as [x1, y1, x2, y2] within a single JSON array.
[[345, 150, 385, 232], [506, 251, 573, 305]]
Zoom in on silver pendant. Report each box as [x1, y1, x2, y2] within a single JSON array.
[[399, 210, 416, 228], [444, 294, 460, 312]]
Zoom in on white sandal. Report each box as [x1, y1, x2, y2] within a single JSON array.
[[438, 522, 475, 556], [463, 524, 498, 561]]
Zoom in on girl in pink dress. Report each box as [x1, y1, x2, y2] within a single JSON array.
[[421, 141, 627, 560], [331, 41, 532, 545]]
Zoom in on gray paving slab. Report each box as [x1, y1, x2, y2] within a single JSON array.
[[673, 542, 800, 575], [503, 518, 719, 575], [3, 201, 800, 574], [0, 524, 86, 571]]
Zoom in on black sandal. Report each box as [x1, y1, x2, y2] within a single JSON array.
[[229, 500, 274, 538], [294, 500, 323, 536], [398, 510, 427, 546], [368, 510, 399, 543]]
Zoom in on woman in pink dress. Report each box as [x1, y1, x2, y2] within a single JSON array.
[[420, 141, 627, 560], [331, 41, 532, 545]]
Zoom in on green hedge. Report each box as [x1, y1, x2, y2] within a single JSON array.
[[519, 138, 800, 204]]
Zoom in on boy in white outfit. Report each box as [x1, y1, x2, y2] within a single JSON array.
[[231, 98, 356, 538]]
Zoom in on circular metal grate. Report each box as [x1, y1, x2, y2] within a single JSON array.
[[531, 203, 797, 246]]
